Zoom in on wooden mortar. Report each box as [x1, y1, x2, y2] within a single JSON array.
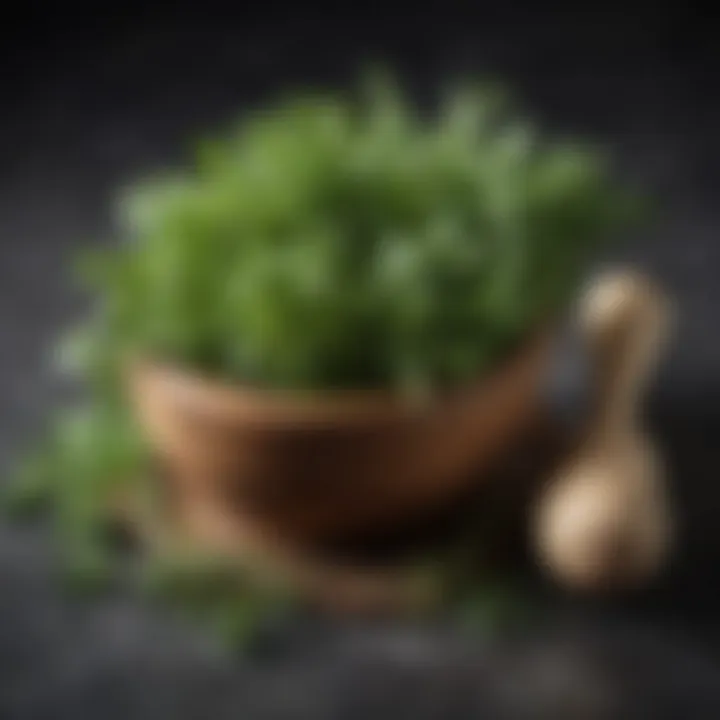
[[127, 331, 553, 550]]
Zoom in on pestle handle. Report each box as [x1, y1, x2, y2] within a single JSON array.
[[578, 270, 673, 441]]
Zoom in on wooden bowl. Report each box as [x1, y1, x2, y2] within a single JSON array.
[[127, 332, 553, 549]]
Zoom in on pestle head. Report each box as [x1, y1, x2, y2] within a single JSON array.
[[533, 435, 673, 593]]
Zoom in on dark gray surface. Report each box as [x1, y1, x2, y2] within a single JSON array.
[[2, 7, 720, 718]]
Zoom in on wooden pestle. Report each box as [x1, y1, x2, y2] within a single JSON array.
[[532, 269, 675, 592]]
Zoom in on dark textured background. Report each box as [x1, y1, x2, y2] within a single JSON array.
[[1, 5, 720, 718]]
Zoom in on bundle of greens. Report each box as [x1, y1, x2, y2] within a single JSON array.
[[72, 79, 634, 393]]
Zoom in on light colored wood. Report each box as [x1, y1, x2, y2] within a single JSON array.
[[532, 270, 675, 592]]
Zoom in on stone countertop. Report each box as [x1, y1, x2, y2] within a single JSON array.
[[2, 6, 720, 718]]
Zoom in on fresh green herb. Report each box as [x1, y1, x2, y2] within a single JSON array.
[[141, 551, 297, 650], [75, 77, 634, 393]]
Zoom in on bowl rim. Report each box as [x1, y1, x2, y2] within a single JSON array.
[[127, 328, 552, 427]]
